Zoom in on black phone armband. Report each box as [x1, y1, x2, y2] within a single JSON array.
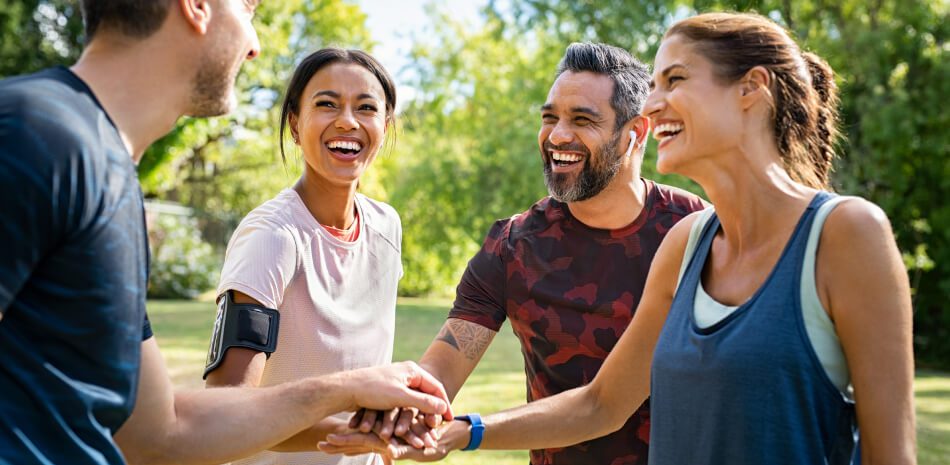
[[203, 291, 280, 379]]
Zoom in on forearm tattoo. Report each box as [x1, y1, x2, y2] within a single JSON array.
[[436, 319, 494, 361]]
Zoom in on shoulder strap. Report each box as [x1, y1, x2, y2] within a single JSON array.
[[676, 207, 716, 290], [802, 195, 855, 307]]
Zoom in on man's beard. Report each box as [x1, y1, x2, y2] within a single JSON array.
[[187, 51, 237, 118], [542, 130, 624, 203]]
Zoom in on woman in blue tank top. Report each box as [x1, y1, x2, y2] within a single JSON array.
[[323, 11, 916, 465]]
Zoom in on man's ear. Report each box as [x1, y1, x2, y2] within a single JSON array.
[[628, 115, 651, 149], [178, 0, 213, 35], [740, 66, 772, 110]]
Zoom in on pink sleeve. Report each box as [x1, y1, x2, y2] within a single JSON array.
[[216, 222, 296, 309]]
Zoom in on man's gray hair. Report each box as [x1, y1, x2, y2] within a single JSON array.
[[556, 43, 651, 130]]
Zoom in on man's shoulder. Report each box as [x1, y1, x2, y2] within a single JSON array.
[[0, 67, 90, 118], [504, 196, 566, 239], [648, 180, 707, 217], [0, 67, 110, 163]]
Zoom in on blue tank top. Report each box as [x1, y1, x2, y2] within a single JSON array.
[[650, 192, 859, 465]]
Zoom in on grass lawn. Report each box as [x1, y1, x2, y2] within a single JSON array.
[[149, 298, 949, 465]]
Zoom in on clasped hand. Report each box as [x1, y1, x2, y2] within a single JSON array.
[[318, 406, 470, 462]]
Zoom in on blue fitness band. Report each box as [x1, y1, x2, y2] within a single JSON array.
[[456, 413, 484, 451]]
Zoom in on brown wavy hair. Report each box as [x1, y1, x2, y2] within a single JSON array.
[[666, 12, 840, 189]]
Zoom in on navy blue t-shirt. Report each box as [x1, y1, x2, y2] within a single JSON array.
[[0, 67, 152, 464]]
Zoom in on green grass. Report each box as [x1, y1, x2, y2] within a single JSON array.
[[149, 299, 949, 465]]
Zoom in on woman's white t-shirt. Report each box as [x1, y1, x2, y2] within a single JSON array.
[[217, 189, 402, 465]]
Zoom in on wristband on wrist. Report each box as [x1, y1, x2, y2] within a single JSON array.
[[455, 413, 484, 451]]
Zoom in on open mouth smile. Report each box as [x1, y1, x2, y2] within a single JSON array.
[[326, 139, 364, 161], [549, 150, 586, 173], [654, 122, 684, 149]]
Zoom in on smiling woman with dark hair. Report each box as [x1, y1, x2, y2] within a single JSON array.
[[203, 47, 407, 465]]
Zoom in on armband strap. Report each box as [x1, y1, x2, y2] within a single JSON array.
[[456, 413, 484, 451], [203, 291, 280, 379]]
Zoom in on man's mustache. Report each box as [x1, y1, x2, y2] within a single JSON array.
[[542, 140, 589, 156]]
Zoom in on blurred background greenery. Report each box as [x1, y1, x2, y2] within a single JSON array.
[[1, 0, 946, 365]]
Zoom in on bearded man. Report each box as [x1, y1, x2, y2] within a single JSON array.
[[352, 42, 706, 465]]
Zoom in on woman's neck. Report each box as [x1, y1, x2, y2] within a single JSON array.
[[691, 142, 816, 254], [293, 172, 358, 229]]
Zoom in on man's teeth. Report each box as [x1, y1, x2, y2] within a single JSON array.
[[327, 140, 363, 151], [654, 122, 684, 141], [551, 151, 583, 162]]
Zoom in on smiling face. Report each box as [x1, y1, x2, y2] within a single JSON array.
[[644, 34, 744, 176], [290, 62, 388, 187], [538, 71, 626, 203]]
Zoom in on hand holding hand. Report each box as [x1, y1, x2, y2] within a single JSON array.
[[349, 407, 443, 449], [320, 419, 472, 462], [341, 362, 454, 421]]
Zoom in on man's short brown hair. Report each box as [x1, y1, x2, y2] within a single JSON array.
[[80, 0, 174, 41]]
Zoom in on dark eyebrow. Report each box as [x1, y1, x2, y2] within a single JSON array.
[[661, 64, 687, 81], [312, 90, 339, 100], [540, 103, 554, 113], [357, 93, 380, 101], [571, 106, 602, 119], [651, 64, 687, 90]]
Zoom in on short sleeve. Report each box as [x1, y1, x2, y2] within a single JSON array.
[[142, 313, 153, 340], [216, 222, 297, 309], [0, 123, 59, 312], [448, 219, 510, 331]]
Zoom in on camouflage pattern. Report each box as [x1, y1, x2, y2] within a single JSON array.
[[450, 180, 706, 465]]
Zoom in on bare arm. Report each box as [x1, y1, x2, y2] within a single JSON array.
[[115, 339, 450, 465], [421, 318, 497, 401], [355, 318, 497, 443], [204, 291, 350, 452], [472, 214, 692, 450], [322, 214, 698, 458], [818, 200, 915, 464]]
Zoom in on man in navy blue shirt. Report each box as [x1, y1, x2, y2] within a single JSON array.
[[0, 2, 451, 464]]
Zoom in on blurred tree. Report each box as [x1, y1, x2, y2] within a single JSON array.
[[0, 1, 82, 76]]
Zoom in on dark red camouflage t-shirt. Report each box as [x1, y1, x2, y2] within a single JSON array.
[[449, 180, 706, 465]]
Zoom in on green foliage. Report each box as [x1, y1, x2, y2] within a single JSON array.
[[494, 0, 950, 365], [0, 0, 82, 77], [147, 214, 220, 299], [375, 12, 558, 294]]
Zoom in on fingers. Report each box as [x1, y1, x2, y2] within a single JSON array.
[[394, 408, 416, 436], [378, 407, 401, 439], [388, 442, 450, 462], [349, 409, 366, 429], [359, 409, 379, 433], [401, 363, 453, 420], [320, 432, 391, 456], [424, 412, 442, 429], [411, 415, 438, 449]]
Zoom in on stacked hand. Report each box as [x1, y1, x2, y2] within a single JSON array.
[[341, 362, 454, 420], [318, 406, 471, 462]]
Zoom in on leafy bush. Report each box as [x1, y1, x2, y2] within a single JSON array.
[[147, 214, 220, 299]]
